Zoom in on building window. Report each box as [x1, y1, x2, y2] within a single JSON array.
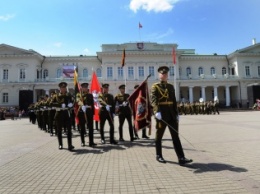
[[3, 69, 8, 80], [198, 67, 203, 76], [169, 66, 174, 76], [3, 93, 8, 103], [96, 68, 102, 78], [245, 66, 250, 77], [210, 67, 215, 75], [222, 67, 226, 75], [128, 67, 134, 78], [186, 67, 191, 76], [138, 66, 144, 77], [149, 66, 154, 76], [258, 66, 260, 77], [43, 69, 48, 78], [20, 69, 26, 79], [179, 67, 182, 76], [118, 67, 123, 78], [107, 67, 113, 78], [57, 69, 62, 78], [83, 68, 88, 78]]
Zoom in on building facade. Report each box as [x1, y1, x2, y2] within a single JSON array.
[[0, 42, 260, 110]]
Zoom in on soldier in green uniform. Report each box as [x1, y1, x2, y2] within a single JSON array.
[[98, 84, 118, 144], [76, 83, 96, 147], [115, 84, 134, 141], [51, 82, 74, 150], [151, 66, 192, 165], [48, 92, 56, 136]]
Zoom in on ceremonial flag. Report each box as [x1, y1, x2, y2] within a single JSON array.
[[128, 79, 152, 133], [172, 47, 176, 65], [121, 48, 125, 67], [74, 66, 81, 125], [139, 22, 143, 28], [90, 71, 101, 121]]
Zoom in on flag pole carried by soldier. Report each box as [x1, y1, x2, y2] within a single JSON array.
[[151, 66, 193, 165]]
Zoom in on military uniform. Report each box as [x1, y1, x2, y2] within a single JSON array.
[[76, 83, 96, 147], [98, 84, 117, 144], [51, 82, 74, 150], [151, 66, 192, 165], [115, 84, 134, 141], [48, 92, 56, 136]]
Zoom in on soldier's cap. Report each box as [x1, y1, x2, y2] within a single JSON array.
[[59, 82, 67, 88], [102, 83, 109, 88], [158, 66, 169, 74], [81, 83, 89, 88], [134, 85, 139, 89], [119, 84, 125, 89]]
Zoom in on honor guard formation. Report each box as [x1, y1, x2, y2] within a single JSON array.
[[27, 66, 195, 166]]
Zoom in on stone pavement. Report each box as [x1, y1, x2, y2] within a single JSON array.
[[0, 111, 260, 194]]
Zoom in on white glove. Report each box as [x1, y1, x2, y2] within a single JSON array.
[[68, 103, 73, 108], [81, 105, 86, 112], [61, 103, 66, 108], [106, 105, 110, 111], [155, 112, 162, 120], [122, 101, 128, 106]]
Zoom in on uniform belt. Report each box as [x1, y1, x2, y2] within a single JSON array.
[[56, 108, 68, 111], [158, 102, 173, 105]]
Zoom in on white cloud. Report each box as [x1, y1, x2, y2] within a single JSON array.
[[0, 14, 15, 21], [53, 42, 63, 48], [129, 0, 180, 13], [146, 28, 174, 40], [83, 48, 90, 53]]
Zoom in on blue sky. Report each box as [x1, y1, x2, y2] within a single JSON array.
[[1, 0, 259, 56]]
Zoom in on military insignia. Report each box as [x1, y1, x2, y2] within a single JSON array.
[[137, 102, 145, 116]]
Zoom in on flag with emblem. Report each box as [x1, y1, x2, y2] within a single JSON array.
[[74, 66, 81, 125], [128, 78, 152, 134], [90, 71, 101, 121]]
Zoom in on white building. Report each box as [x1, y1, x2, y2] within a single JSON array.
[[1, 41, 260, 110]]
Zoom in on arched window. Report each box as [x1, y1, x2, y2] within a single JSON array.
[[57, 69, 61, 78], [96, 68, 102, 78], [43, 69, 48, 78], [186, 67, 191, 76], [83, 68, 88, 78], [222, 67, 227, 75], [210, 67, 215, 75], [198, 67, 203, 75]]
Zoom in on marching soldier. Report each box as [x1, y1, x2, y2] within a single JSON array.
[[98, 84, 118, 144], [51, 82, 74, 150], [76, 83, 96, 147], [151, 66, 192, 165], [115, 84, 134, 141], [48, 92, 56, 136]]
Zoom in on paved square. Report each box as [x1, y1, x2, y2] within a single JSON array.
[[0, 111, 260, 194]]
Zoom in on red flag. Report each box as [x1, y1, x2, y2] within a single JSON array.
[[172, 47, 176, 64], [128, 80, 152, 133], [139, 22, 143, 28], [90, 71, 101, 121], [121, 48, 125, 67], [74, 67, 81, 125]]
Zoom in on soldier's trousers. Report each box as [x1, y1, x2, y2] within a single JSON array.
[[155, 118, 184, 159], [99, 110, 115, 142], [118, 113, 134, 140]]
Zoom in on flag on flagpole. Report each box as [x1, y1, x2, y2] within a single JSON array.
[[74, 66, 81, 125], [90, 71, 101, 121], [139, 22, 143, 28], [128, 80, 152, 133], [121, 48, 125, 67], [172, 47, 176, 65]]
